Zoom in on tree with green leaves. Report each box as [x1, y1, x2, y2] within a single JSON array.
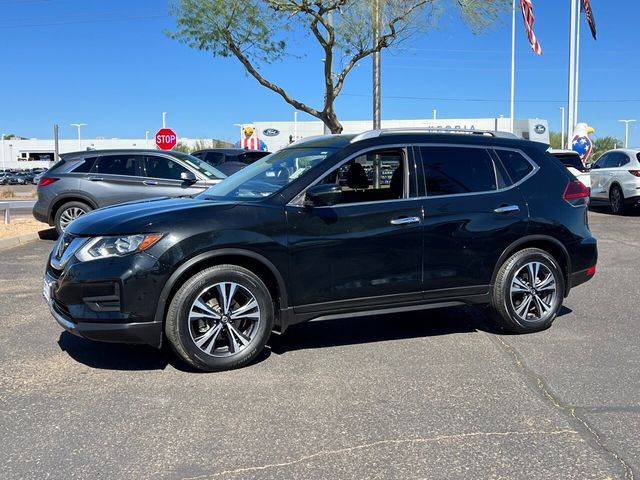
[[548, 131, 563, 149], [169, 0, 509, 133]]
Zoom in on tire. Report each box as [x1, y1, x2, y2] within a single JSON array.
[[54, 201, 91, 234], [165, 265, 274, 372], [489, 248, 565, 333], [609, 185, 626, 215]]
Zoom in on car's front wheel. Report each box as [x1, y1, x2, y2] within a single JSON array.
[[165, 265, 274, 372], [490, 248, 565, 333]]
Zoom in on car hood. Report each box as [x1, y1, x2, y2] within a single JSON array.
[[66, 197, 238, 236]]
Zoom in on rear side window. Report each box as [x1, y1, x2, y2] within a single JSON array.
[[420, 146, 498, 196], [495, 149, 534, 183], [71, 157, 97, 173], [205, 152, 224, 166], [93, 155, 139, 176]]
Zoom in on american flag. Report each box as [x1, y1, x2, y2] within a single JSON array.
[[520, 0, 543, 55], [581, 0, 597, 40]]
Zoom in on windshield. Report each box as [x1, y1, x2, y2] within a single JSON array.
[[169, 151, 226, 179], [199, 147, 336, 200]]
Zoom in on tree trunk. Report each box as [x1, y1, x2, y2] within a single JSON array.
[[321, 110, 343, 134]]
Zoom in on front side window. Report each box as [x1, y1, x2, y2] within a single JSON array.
[[168, 152, 225, 179], [420, 147, 498, 197], [144, 156, 189, 180], [317, 148, 406, 204], [200, 147, 336, 200], [93, 155, 139, 176]]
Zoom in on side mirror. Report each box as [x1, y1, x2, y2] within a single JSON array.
[[181, 171, 197, 183], [590, 163, 600, 169], [305, 183, 342, 207]]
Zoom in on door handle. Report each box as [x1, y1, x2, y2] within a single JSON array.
[[390, 216, 420, 225], [143, 180, 159, 185], [494, 205, 520, 214], [88, 176, 103, 182]]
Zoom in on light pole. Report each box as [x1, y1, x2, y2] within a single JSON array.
[[1, 132, 5, 171], [432, 109, 437, 120], [619, 119, 636, 148], [70, 123, 87, 150], [145, 131, 150, 148], [162, 112, 167, 128], [559, 107, 565, 148]]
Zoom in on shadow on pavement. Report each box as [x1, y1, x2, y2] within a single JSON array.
[[57, 304, 575, 371], [270, 305, 482, 355], [38, 228, 58, 241], [58, 332, 171, 371]]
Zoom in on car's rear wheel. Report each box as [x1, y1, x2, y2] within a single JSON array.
[[609, 185, 626, 215], [165, 265, 273, 372], [54, 201, 91, 234], [490, 248, 564, 333]]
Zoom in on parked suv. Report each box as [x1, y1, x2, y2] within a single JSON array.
[[589, 148, 640, 214], [191, 148, 270, 176], [33, 149, 226, 233], [43, 130, 597, 372]]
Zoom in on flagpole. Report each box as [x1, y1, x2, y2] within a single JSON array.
[[567, 0, 578, 147], [510, 0, 516, 133], [574, 2, 581, 127]]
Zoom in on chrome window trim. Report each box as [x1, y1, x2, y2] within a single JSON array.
[[416, 143, 539, 200], [287, 143, 539, 208], [287, 143, 414, 208]]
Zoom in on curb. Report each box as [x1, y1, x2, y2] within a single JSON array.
[[0, 232, 42, 252]]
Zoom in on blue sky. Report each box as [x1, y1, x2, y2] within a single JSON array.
[[1, 0, 638, 146]]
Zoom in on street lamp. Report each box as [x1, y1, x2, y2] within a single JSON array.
[[1, 132, 5, 171], [619, 119, 636, 148], [559, 107, 565, 149], [70, 123, 87, 150]]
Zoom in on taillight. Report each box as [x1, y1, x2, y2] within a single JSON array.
[[628, 170, 640, 177], [38, 177, 58, 187], [563, 180, 589, 201], [586, 265, 596, 277]]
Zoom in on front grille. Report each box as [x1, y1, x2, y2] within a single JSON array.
[[50, 235, 88, 270]]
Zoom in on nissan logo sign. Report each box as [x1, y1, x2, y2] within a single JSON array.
[[534, 124, 546, 135], [263, 128, 280, 137]]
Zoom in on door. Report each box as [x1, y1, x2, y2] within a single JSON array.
[[418, 145, 529, 294], [141, 155, 209, 197], [590, 153, 619, 199], [286, 147, 424, 310], [84, 154, 148, 207]]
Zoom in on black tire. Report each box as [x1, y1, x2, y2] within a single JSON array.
[[609, 185, 626, 215], [489, 248, 565, 333], [165, 265, 274, 372], [54, 201, 91, 234]]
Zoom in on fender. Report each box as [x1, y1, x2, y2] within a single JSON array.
[[490, 234, 572, 293], [153, 248, 289, 324], [49, 191, 100, 222]]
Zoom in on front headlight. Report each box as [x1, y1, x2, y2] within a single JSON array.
[[75, 234, 163, 262]]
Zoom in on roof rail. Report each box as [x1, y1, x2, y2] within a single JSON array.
[[350, 127, 520, 143]]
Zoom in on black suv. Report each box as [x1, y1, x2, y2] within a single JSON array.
[[43, 130, 597, 372]]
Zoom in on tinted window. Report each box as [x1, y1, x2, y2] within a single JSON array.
[[495, 149, 534, 183], [205, 152, 224, 166], [319, 149, 405, 204], [421, 147, 497, 196], [144, 156, 189, 180], [71, 157, 97, 173], [593, 153, 609, 168], [94, 155, 139, 176], [619, 153, 630, 167]]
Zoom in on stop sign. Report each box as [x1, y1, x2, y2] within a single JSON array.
[[155, 128, 177, 150]]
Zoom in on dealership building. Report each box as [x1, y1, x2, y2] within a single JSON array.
[[0, 117, 549, 170], [253, 117, 550, 152]]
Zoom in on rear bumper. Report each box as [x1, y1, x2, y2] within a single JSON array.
[[32, 200, 50, 224]]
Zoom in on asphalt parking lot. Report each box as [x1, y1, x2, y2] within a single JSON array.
[[1, 208, 638, 480]]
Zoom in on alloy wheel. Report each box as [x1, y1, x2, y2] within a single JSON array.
[[509, 261, 558, 322], [188, 282, 261, 357], [59, 207, 86, 231]]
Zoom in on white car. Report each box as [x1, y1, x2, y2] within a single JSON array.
[[589, 148, 640, 214], [549, 149, 591, 189]]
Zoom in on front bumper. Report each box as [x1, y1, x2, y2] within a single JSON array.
[[44, 247, 169, 347], [49, 295, 162, 346]]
